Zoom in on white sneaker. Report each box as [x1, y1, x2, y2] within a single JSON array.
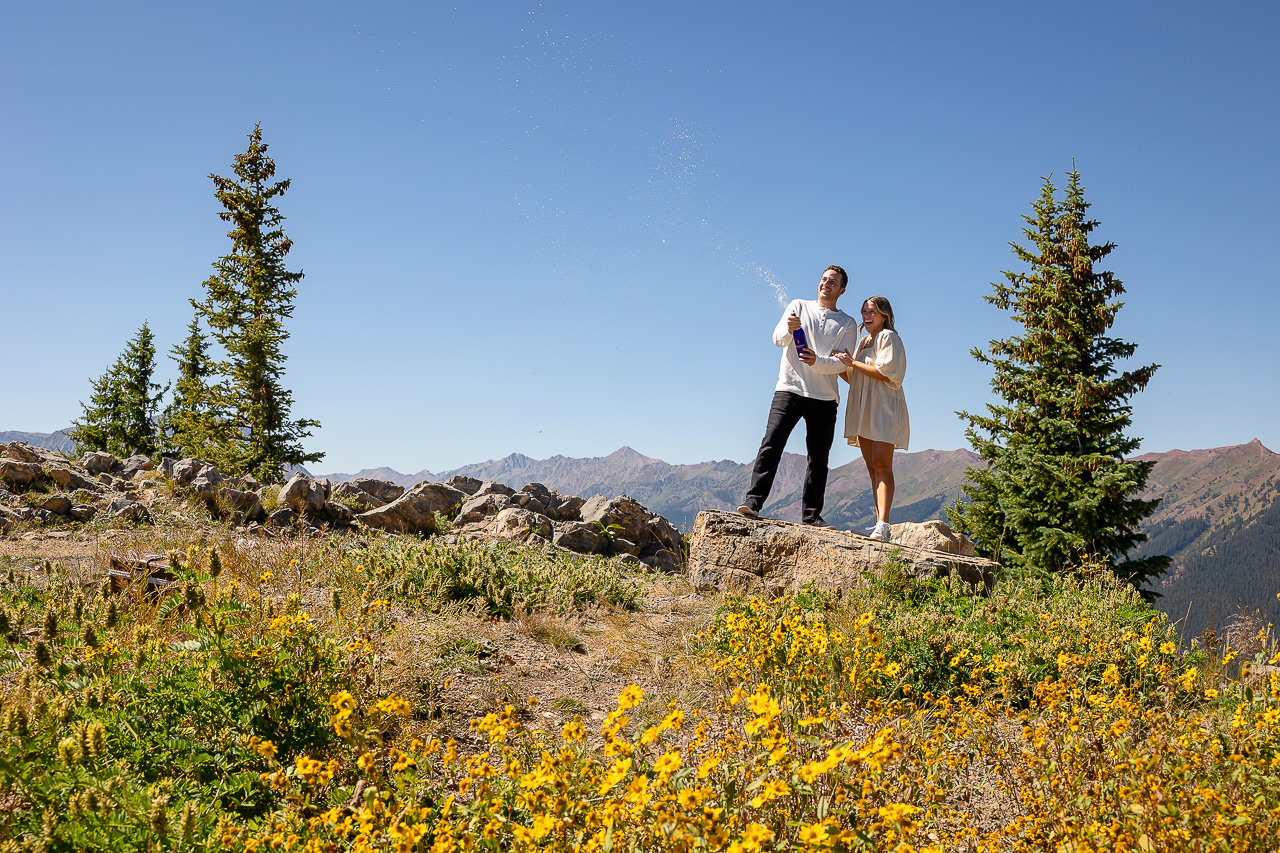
[[868, 522, 891, 541]]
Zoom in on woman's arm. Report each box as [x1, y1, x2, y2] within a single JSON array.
[[834, 347, 889, 383], [847, 359, 890, 382]]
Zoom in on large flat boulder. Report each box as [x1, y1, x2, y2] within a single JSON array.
[[0, 460, 45, 490], [348, 478, 404, 504], [687, 510, 999, 596], [888, 520, 976, 556], [279, 472, 327, 515], [356, 481, 467, 534]]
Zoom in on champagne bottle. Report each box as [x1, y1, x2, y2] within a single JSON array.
[[792, 327, 809, 356]]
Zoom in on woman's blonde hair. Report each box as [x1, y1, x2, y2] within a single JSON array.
[[860, 296, 896, 333]]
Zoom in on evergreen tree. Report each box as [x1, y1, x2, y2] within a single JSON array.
[[159, 318, 233, 464], [948, 168, 1169, 591], [192, 125, 322, 482], [69, 321, 167, 459]]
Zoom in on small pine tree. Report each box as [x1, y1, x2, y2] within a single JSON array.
[[948, 167, 1169, 591], [192, 125, 322, 482], [69, 321, 168, 459], [159, 318, 233, 463]]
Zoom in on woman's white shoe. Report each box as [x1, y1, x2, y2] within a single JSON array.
[[868, 521, 891, 541]]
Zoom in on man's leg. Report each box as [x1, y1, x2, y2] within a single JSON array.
[[742, 392, 803, 514], [799, 397, 838, 524]]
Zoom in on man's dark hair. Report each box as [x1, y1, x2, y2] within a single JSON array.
[[824, 265, 848, 289]]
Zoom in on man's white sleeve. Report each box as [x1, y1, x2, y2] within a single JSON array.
[[772, 301, 800, 348]]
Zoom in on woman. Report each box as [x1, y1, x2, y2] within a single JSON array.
[[836, 296, 909, 541]]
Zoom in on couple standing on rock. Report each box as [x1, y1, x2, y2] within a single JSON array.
[[736, 265, 909, 540]]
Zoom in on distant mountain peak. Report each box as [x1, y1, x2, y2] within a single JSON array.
[[1235, 438, 1273, 455], [605, 446, 657, 464]]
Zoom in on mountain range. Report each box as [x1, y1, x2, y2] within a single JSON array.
[[7, 429, 1277, 640]]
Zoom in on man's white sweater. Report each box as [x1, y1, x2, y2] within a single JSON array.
[[773, 299, 857, 402]]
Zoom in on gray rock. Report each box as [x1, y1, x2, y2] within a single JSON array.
[[118, 455, 156, 479], [551, 521, 608, 555], [581, 495, 682, 564], [475, 481, 516, 498], [0, 460, 46, 490], [445, 475, 483, 496], [454, 492, 512, 526], [609, 536, 642, 557], [3, 442, 43, 464], [486, 507, 553, 544], [106, 498, 150, 523], [26, 507, 56, 525], [356, 481, 467, 534], [887, 520, 976, 557], [221, 487, 262, 515], [188, 472, 223, 502], [331, 482, 386, 510], [41, 494, 73, 515], [80, 451, 119, 474], [645, 550, 683, 573], [687, 510, 999, 596], [268, 507, 298, 526], [351, 478, 404, 503], [46, 465, 96, 492], [328, 502, 354, 525], [520, 483, 585, 522], [279, 473, 327, 515], [158, 457, 175, 479], [510, 493, 548, 515], [69, 504, 96, 521], [172, 458, 221, 487]]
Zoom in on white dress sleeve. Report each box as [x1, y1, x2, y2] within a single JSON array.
[[873, 331, 907, 390]]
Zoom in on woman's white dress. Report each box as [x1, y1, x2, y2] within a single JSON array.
[[844, 329, 910, 449]]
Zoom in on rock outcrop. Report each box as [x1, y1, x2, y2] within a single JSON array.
[[687, 510, 998, 596], [0, 442, 687, 571], [888, 520, 976, 556], [356, 481, 468, 534]]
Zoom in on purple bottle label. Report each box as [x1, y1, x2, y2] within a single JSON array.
[[792, 328, 809, 355]]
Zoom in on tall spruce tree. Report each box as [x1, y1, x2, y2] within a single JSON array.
[[948, 168, 1169, 591], [69, 321, 167, 459], [159, 318, 233, 464], [192, 125, 322, 482]]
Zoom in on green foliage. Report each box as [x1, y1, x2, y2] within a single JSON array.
[[354, 537, 644, 618], [159, 318, 234, 464], [68, 321, 167, 460], [949, 167, 1168, 590], [861, 559, 1188, 703], [0, 560, 350, 851], [191, 125, 322, 482]]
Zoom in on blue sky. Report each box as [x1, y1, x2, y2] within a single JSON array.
[[3, 1, 1277, 474]]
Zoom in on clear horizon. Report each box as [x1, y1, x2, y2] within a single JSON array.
[[5, 2, 1277, 474]]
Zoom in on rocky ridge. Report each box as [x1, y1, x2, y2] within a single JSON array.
[[0, 442, 683, 571]]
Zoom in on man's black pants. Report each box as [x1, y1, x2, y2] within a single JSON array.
[[742, 391, 837, 524]]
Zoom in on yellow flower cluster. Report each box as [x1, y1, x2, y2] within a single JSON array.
[[229, 583, 1280, 853]]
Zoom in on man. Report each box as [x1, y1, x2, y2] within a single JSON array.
[[737, 265, 857, 527]]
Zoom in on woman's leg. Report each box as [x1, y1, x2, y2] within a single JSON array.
[[859, 438, 896, 523]]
